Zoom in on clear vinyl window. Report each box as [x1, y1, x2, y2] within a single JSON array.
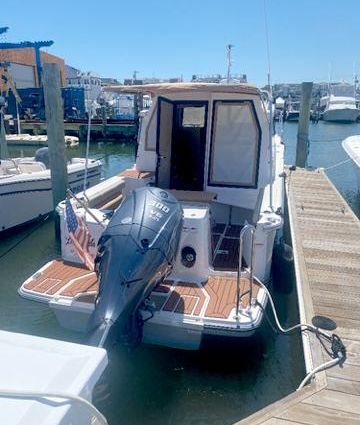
[[209, 101, 260, 187], [182, 106, 206, 128]]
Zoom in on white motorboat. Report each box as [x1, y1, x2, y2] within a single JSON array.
[[285, 101, 300, 121], [0, 149, 102, 233], [19, 83, 285, 350], [0, 330, 107, 425], [342, 135, 360, 188], [274, 96, 285, 120], [322, 95, 360, 123]]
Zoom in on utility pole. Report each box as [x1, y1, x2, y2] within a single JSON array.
[[226, 44, 234, 84], [42, 63, 68, 236], [296, 82, 313, 168], [132, 70, 139, 83]]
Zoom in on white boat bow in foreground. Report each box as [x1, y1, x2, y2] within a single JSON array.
[[0, 330, 107, 425]]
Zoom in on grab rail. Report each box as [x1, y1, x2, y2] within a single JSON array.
[[235, 224, 256, 318]]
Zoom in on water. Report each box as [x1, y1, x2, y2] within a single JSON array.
[[1, 122, 359, 425], [281, 121, 360, 217]]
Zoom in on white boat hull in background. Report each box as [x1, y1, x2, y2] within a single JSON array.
[[323, 108, 360, 123], [0, 160, 102, 233], [342, 136, 360, 189]]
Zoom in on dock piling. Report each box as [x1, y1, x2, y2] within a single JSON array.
[[296, 82, 313, 168], [42, 63, 68, 236]]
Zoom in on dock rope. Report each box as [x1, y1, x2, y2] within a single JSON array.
[[323, 158, 352, 171], [254, 280, 346, 390], [0, 389, 108, 425]]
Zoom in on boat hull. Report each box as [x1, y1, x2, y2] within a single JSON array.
[[342, 136, 360, 189], [323, 108, 360, 123], [0, 162, 101, 233], [286, 111, 299, 122]]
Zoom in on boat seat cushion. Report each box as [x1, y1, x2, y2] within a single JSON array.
[[17, 162, 46, 173]]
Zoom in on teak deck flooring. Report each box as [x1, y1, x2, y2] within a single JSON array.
[[212, 224, 242, 271], [23, 261, 259, 319], [236, 169, 360, 425], [151, 275, 259, 319], [23, 260, 98, 300]]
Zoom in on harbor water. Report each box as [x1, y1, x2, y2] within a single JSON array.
[[1, 121, 359, 425]]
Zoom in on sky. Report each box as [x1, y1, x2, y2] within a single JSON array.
[[3, 0, 360, 86]]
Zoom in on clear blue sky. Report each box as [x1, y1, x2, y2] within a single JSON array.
[[3, 0, 360, 86]]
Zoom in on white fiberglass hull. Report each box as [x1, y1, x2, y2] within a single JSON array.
[[0, 161, 101, 233], [342, 136, 360, 189], [323, 108, 360, 123]]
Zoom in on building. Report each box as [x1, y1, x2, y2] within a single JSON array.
[[66, 70, 102, 114], [65, 64, 80, 81], [0, 48, 66, 87], [192, 74, 247, 84], [123, 77, 183, 85], [100, 77, 120, 86]]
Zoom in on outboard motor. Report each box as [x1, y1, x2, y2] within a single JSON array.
[[89, 186, 183, 347], [34, 147, 50, 168]]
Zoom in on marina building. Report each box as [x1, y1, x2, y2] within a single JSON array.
[[0, 48, 66, 88]]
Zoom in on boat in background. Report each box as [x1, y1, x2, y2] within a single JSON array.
[[342, 136, 360, 189], [274, 96, 285, 120], [285, 100, 300, 121], [19, 82, 285, 350], [0, 330, 107, 425], [322, 95, 360, 123], [0, 148, 102, 233]]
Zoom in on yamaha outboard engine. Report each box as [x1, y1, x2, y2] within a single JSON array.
[[34, 147, 50, 168], [89, 186, 183, 347]]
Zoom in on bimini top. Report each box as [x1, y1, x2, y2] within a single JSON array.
[[103, 82, 260, 96]]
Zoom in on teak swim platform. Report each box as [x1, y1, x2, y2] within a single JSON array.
[[21, 260, 259, 320]]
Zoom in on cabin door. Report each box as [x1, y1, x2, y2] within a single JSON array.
[[156, 97, 174, 188], [170, 102, 207, 191]]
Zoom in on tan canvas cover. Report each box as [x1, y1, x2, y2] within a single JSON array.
[[103, 82, 260, 96]]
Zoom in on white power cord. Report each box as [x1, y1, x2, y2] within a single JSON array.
[[0, 389, 108, 425], [297, 357, 341, 390], [254, 279, 346, 390]]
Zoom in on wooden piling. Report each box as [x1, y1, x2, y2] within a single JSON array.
[[296, 82, 313, 168], [42, 63, 68, 236], [101, 105, 107, 137]]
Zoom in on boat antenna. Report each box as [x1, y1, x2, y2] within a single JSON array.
[[0, 95, 9, 159], [353, 61, 357, 98], [226, 44, 234, 84], [263, 0, 274, 211], [328, 63, 332, 95]]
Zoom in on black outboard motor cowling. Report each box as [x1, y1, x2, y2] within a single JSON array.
[[89, 186, 183, 346], [34, 147, 50, 168]]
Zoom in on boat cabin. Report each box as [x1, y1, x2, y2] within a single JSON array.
[[110, 83, 271, 226]]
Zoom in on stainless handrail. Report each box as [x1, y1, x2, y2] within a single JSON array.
[[67, 188, 107, 228], [235, 224, 256, 318]]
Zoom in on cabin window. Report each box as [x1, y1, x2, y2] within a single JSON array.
[[209, 101, 260, 188], [182, 106, 206, 128]]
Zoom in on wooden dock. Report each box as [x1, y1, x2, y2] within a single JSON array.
[[237, 168, 360, 425], [18, 119, 138, 141]]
